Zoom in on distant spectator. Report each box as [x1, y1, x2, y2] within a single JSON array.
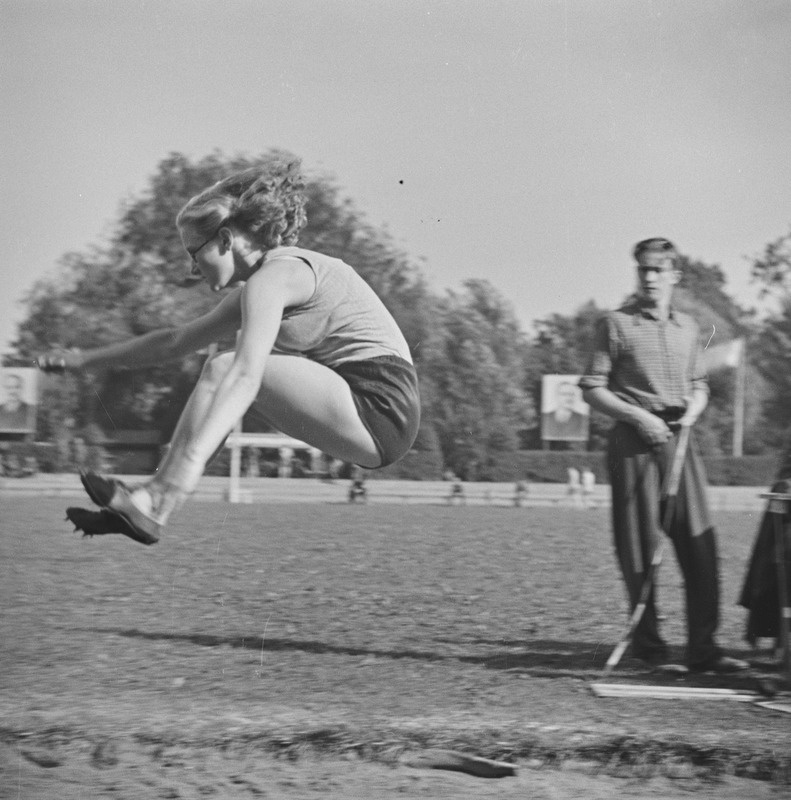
[[4, 452, 22, 478], [581, 467, 596, 508], [447, 473, 466, 506], [278, 445, 294, 478], [567, 466, 582, 505], [309, 448, 323, 476], [21, 455, 38, 477], [514, 479, 528, 508], [72, 436, 88, 470], [348, 464, 367, 503]]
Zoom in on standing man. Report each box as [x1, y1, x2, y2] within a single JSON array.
[[580, 238, 747, 673]]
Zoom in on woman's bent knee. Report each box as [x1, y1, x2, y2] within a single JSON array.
[[200, 351, 235, 388]]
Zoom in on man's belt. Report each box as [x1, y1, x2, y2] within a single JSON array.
[[653, 408, 686, 423]]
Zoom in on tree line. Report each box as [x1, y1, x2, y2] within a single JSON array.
[[9, 150, 791, 473]]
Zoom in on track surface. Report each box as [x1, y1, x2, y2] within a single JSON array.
[[1, 497, 787, 798]]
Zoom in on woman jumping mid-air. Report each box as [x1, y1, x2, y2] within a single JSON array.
[[38, 161, 420, 544]]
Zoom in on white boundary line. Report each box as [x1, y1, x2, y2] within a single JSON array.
[[590, 683, 759, 701]]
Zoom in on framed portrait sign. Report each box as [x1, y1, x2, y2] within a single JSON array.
[[0, 367, 38, 434], [541, 374, 589, 442]]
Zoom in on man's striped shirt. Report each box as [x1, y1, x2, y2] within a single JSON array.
[[579, 300, 708, 413]]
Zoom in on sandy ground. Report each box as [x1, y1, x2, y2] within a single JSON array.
[[3, 744, 787, 800]]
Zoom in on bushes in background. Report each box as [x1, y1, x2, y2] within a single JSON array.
[[368, 450, 780, 485]]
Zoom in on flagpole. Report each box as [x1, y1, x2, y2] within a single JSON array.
[[732, 340, 745, 457]]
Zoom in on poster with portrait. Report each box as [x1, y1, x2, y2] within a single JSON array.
[[541, 374, 589, 442], [0, 367, 38, 434]]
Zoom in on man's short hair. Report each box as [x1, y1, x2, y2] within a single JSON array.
[[632, 237, 677, 262]]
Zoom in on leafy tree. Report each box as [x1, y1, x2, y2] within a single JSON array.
[[424, 279, 535, 478], [752, 305, 791, 443], [750, 226, 791, 303], [749, 227, 791, 448]]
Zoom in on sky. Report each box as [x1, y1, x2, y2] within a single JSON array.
[[2, 0, 791, 355]]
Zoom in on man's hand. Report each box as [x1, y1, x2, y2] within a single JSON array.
[[632, 410, 673, 446], [676, 390, 707, 430], [771, 477, 791, 495], [676, 413, 697, 429]]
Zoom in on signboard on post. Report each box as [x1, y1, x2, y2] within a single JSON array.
[[541, 374, 589, 443], [0, 367, 38, 434]]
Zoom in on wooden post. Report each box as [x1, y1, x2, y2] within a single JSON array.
[[228, 419, 243, 503], [732, 341, 745, 457]]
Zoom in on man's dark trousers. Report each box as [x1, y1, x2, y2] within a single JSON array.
[[608, 421, 720, 667]]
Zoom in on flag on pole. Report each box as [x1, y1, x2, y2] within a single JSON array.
[[701, 338, 747, 456], [703, 338, 744, 372]]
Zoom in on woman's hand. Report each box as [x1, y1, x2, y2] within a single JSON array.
[[36, 350, 83, 374]]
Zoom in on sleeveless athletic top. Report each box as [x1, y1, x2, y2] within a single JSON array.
[[262, 246, 413, 368]]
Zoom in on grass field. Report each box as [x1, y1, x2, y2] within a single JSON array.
[[1, 497, 788, 798]]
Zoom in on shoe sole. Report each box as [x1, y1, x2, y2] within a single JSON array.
[[653, 663, 689, 675], [107, 496, 160, 545], [66, 507, 156, 546]]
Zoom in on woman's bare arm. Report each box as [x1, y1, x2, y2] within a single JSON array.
[[39, 288, 243, 371]]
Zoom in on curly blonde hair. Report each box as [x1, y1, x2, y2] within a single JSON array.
[[177, 160, 307, 250]]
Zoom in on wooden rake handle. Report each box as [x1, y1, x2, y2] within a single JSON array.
[[663, 424, 691, 500]]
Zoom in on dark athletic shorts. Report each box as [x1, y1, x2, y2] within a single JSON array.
[[333, 355, 420, 468]]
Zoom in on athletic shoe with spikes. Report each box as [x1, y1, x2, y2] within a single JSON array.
[[78, 471, 161, 545]]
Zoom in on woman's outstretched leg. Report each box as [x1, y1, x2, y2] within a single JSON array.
[[144, 351, 236, 519], [155, 351, 236, 479], [76, 350, 237, 540], [83, 355, 383, 539]]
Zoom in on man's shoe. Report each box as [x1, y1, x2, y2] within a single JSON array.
[[652, 662, 689, 675], [636, 656, 688, 675], [634, 649, 688, 674], [65, 507, 157, 546], [690, 655, 750, 674]]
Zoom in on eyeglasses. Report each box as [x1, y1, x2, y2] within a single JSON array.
[[187, 220, 227, 278]]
